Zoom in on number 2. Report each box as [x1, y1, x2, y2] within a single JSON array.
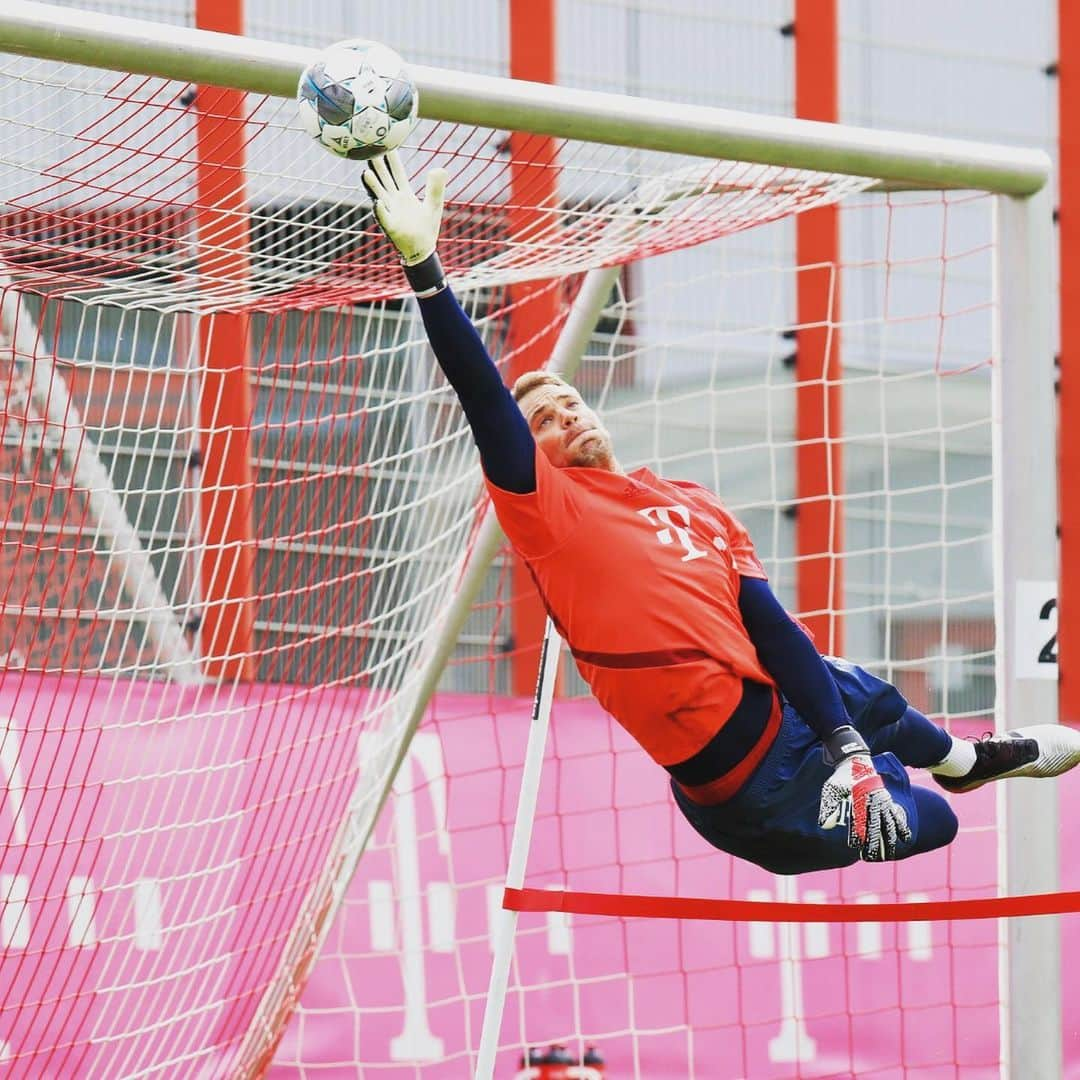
[[1038, 598, 1057, 665]]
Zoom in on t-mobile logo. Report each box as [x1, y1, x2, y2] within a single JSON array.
[[1, 716, 165, 956], [363, 733, 571, 1063], [749, 877, 934, 1064], [638, 504, 708, 561], [0, 715, 109, 953]]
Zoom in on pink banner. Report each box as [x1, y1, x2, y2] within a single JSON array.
[[0, 675, 1076, 1077], [0, 674, 369, 1077], [272, 694, 1080, 1079]]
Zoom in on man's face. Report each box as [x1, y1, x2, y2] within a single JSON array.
[[518, 383, 616, 470]]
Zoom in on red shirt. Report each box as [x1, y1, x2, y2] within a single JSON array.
[[487, 447, 780, 781]]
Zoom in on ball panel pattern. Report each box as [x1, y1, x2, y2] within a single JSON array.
[[296, 40, 419, 161]]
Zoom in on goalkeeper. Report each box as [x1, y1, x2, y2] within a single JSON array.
[[363, 151, 1080, 873]]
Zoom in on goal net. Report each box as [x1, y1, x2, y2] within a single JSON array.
[[0, 10, 1058, 1080]]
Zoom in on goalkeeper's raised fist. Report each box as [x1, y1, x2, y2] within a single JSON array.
[[363, 150, 448, 296], [818, 725, 912, 862]]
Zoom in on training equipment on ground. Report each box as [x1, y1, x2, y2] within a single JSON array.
[[297, 38, 418, 160]]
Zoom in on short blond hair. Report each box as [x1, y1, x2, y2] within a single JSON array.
[[511, 369, 571, 403]]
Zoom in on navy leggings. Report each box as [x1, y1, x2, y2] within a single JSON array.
[[674, 660, 959, 873], [860, 704, 959, 857]]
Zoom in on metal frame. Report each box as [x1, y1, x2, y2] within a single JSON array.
[[794, 0, 844, 656], [994, 188, 1060, 1080], [506, 0, 560, 696], [0, 6, 1060, 1074], [0, 1, 1050, 195]]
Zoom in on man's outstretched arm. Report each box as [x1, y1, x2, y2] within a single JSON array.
[[415, 289, 536, 494], [363, 151, 536, 495]]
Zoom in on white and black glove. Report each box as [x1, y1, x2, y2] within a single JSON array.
[[362, 149, 448, 296], [818, 726, 912, 862]]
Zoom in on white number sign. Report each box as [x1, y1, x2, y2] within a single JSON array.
[[1014, 580, 1058, 681]]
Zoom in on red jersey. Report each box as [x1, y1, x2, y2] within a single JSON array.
[[486, 447, 781, 790]]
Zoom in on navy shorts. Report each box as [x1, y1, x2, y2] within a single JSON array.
[[672, 658, 921, 875]]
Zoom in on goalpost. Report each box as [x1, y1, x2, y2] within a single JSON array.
[[0, 2, 1060, 1077]]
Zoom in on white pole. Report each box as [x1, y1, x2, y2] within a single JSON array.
[[475, 618, 563, 1080], [0, 277, 201, 682], [993, 188, 1059, 1079]]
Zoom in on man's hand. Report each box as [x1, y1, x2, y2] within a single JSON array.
[[818, 726, 912, 862], [362, 150, 447, 266]]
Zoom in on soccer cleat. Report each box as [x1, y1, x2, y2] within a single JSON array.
[[934, 725, 1080, 794]]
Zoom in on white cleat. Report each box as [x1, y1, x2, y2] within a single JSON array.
[[1006, 724, 1080, 779], [934, 724, 1080, 794]]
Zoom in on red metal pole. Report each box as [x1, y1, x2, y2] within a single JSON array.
[[1060, 0, 1079, 722], [194, 0, 256, 680], [794, 0, 844, 655], [508, 0, 563, 695]]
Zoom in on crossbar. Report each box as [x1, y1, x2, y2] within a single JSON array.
[[0, 0, 1051, 195]]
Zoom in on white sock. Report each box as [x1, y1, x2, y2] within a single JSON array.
[[927, 736, 978, 777]]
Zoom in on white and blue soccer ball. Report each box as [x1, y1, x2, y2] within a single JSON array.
[[297, 40, 419, 160]]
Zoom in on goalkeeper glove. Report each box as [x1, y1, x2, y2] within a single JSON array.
[[818, 726, 912, 862], [362, 149, 449, 295]]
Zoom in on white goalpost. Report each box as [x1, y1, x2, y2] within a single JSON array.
[[994, 189, 1059, 1076], [476, 617, 563, 1080], [0, 2, 1060, 1078]]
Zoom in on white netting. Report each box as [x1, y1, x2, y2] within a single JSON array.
[[0, 34, 1022, 1080], [274, 191, 1006, 1079], [0, 56, 871, 310]]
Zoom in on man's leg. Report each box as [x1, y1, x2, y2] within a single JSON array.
[[867, 703, 1080, 795], [824, 658, 976, 776], [865, 705, 953, 768], [866, 702, 1040, 783]]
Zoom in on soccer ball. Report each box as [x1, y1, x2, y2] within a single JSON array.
[[297, 39, 419, 160]]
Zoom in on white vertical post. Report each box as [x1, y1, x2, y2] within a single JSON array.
[[475, 618, 562, 1080], [993, 187, 1059, 1080]]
